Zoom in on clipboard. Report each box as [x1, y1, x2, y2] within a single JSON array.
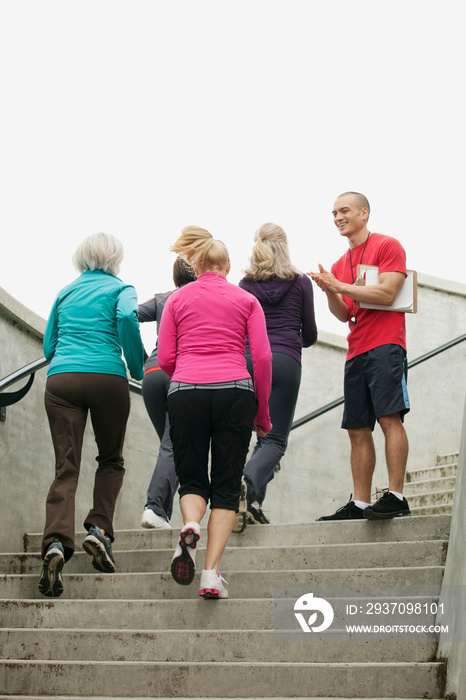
[[356, 264, 417, 313]]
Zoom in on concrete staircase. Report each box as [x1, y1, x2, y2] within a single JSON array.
[[404, 453, 458, 515], [0, 507, 451, 699]]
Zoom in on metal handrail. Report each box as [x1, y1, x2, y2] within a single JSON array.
[[1, 333, 465, 425], [0, 357, 142, 415], [290, 332, 466, 431], [0, 357, 50, 393], [404, 333, 466, 369], [0, 357, 50, 417]]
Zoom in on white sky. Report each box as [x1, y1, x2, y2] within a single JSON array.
[[0, 0, 464, 351]]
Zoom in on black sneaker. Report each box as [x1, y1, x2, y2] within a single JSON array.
[[317, 495, 366, 521], [38, 539, 65, 597], [82, 524, 116, 573], [233, 478, 248, 533], [247, 504, 270, 525], [363, 490, 411, 519]]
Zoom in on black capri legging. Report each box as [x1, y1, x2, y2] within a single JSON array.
[[167, 386, 256, 510]]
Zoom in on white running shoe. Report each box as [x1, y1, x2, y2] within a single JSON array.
[[141, 509, 172, 530], [199, 568, 229, 599], [171, 521, 201, 585]]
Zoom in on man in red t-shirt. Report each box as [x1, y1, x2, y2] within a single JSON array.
[[311, 192, 411, 520]]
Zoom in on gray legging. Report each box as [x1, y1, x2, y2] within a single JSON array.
[[142, 368, 178, 521], [243, 352, 302, 504]]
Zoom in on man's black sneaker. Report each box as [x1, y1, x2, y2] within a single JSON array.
[[247, 504, 270, 524], [317, 495, 366, 521], [363, 490, 411, 519], [82, 524, 116, 573]]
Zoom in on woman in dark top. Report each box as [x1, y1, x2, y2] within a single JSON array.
[[138, 257, 197, 529], [238, 222, 317, 528]]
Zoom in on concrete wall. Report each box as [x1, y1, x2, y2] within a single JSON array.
[[438, 393, 466, 699], [1, 273, 466, 551]]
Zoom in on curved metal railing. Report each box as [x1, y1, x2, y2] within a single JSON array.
[[290, 333, 466, 430], [0, 357, 50, 419], [0, 357, 142, 420], [1, 333, 465, 428]]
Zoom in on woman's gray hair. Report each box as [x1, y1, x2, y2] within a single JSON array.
[[72, 232, 124, 276], [243, 222, 301, 281]]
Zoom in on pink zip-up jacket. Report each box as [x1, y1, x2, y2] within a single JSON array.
[[157, 271, 272, 433]]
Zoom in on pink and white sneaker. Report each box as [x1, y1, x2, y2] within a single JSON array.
[[199, 568, 229, 599], [171, 522, 201, 585]]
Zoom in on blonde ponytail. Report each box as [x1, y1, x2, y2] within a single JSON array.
[[170, 226, 229, 273], [243, 222, 300, 281]]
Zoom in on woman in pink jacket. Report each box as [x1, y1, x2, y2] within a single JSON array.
[[157, 226, 272, 599]]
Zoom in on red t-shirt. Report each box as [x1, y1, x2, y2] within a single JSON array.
[[331, 233, 407, 361]]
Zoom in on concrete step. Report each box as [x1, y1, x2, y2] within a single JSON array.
[[1, 539, 448, 576], [407, 490, 455, 509], [0, 566, 445, 600], [0, 598, 270, 630], [405, 463, 457, 483], [21, 514, 452, 553], [410, 504, 453, 516], [403, 476, 456, 495], [2, 697, 441, 700], [2, 698, 441, 700], [435, 452, 459, 466], [4, 502, 450, 699], [1, 594, 443, 632], [0, 627, 439, 663], [0, 660, 445, 698], [3, 697, 442, 700]]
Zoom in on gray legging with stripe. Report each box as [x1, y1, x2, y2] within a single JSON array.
[[142, 368, 178, 521]]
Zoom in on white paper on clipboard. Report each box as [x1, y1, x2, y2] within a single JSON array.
[[356, 265, 417, 313]]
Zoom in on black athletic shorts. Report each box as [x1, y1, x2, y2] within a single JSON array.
[[342, 344, 410, 431], [167, 385, 256, 510]]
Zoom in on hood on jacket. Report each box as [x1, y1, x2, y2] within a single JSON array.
[[240, 275, 298, 305]]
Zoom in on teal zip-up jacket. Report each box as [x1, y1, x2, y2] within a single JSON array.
[[44, 270, 144, 381]]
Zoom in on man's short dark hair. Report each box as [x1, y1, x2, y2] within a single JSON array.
[[338, 191, 370, 217]]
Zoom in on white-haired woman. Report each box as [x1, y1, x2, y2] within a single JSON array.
[[157, 226, 272, 599], [238, 223, 317, 527], [38, 232, 144, 598]]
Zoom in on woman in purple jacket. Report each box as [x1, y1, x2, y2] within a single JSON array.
[[238, 222, 318, 528]]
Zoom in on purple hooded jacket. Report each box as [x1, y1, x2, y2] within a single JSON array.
[[239, 273, 317, 364]]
